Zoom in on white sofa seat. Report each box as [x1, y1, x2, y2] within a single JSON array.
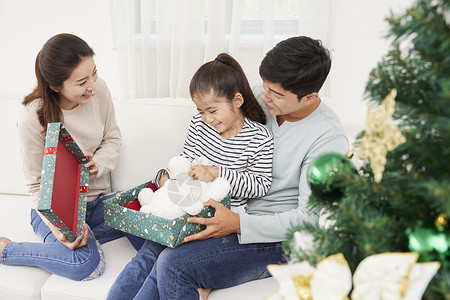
[[40, 238, 138, 300], [0, 196, 51, 300]]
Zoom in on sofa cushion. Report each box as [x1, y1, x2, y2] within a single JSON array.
[[111, 98, 197, 192], [209, 277, 278, 299], [0, 100, 28, 195], [0, 265, 50, 300], [40, 237, 137, 300], [0, 194, 51, 300]]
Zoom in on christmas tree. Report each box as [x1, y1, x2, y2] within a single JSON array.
[[282, 0, 450, 299]]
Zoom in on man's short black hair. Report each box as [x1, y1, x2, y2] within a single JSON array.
[[259, 36, 331, 101]]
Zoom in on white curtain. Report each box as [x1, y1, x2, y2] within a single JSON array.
[[110, 0, 334, 99]]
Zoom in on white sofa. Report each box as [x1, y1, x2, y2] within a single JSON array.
[[0, 97, 362, 300]]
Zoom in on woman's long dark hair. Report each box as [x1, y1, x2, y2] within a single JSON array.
[[189, 53, 266, 124], [22, 33, 95, 129]]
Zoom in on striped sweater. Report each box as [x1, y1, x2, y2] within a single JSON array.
[[181, 114, 274, 209]]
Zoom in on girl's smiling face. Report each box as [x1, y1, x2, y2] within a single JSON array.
[[192, 91, 245, 139], [54, 56, 98, 110]]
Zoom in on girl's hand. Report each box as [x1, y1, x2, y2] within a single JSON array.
[[183, 199, 240, 242], [47, 223, 89, 250], [159, 173, 170, 187], [189, 165, 218, 183], [84, 153, 99, 175]]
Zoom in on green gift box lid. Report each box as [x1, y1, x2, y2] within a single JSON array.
[[38, 122, 90, 242], [104, 181, 231, 248]]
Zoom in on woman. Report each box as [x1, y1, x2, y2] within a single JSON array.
[[0, 33, 143, 281]]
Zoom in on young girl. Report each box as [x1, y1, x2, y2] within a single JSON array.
[[107, 53, 274, 300], [156, 52, 274, 212], [0, 33, 143, 281]]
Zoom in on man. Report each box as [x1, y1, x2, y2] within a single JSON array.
[[107, 36, 348, 300]]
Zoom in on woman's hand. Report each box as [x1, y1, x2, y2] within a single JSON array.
[[84, 153, 98, 175], [183, 199, 240, 242], [189, 165, 218, 183], [48, 223, 90, 250]]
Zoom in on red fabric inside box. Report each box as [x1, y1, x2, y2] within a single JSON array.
[[51, 140, 81, 234], [123, 183, 158, 211]]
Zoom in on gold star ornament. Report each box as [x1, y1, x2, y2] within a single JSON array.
[[358, 89, 406, 183]]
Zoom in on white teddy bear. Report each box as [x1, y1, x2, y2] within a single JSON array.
[[137, 156, 231, 220]]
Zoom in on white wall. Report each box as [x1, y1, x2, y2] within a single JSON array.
[[0, 0, 414, 131], [0, 0, 118, 97], [329, 0, 413, 128]]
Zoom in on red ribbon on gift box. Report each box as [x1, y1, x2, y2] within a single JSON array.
[[80, 186, 89, 193], [44, 147, 57, 155], [51, 221, 64, 226]]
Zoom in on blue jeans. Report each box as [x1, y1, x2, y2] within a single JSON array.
[[107, 234, 286, 300], [1, 192, 145, 281]]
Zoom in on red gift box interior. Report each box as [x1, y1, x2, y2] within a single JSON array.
[[51, 140, 82, 234], [123, 183, 158, 211]]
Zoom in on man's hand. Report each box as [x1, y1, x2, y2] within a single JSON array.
[[84, 153, 98, 175], [183, 199, 240, 242], [189, 165, 218, 183], [48, 223, 90, 250]]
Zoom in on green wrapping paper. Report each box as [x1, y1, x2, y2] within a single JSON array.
[[104, 180, 231, 248], [38, 122, 89, 242]]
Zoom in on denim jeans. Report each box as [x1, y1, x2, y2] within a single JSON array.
[[107, 234, 286, 300], [1, 192, 145, 281]]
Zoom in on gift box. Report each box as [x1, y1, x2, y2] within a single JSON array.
[[38, 122, 89, 242], [104, 181, 231, 248]]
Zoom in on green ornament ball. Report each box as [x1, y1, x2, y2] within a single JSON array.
[[408, 224, 450, 260], [307, 152, 356, 202]]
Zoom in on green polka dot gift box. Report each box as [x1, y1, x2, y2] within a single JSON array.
[[38, 122, 90, 242], [104, 181, 231, 248]]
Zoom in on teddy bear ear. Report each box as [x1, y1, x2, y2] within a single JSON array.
[[183, 201, 204, 215], [192, 156, 212, 166], [207, 177, 231, 201], [138, 188, 154, 206], [140, 205, 152, 213], [168, 156, 191, 175]]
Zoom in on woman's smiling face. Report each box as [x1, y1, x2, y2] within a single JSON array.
[[56, 56, 98, 110]]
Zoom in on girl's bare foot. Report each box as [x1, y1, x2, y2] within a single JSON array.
[[0, 237, 12, 264], [198, 287, 213, 300]]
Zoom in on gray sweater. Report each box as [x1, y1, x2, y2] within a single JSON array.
[[238, 84, 349, 244]]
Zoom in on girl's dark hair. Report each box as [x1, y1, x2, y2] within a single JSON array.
[[189, 53, 266, 124], [22, 33, 95, 129], [259, 36, 331, 101]]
